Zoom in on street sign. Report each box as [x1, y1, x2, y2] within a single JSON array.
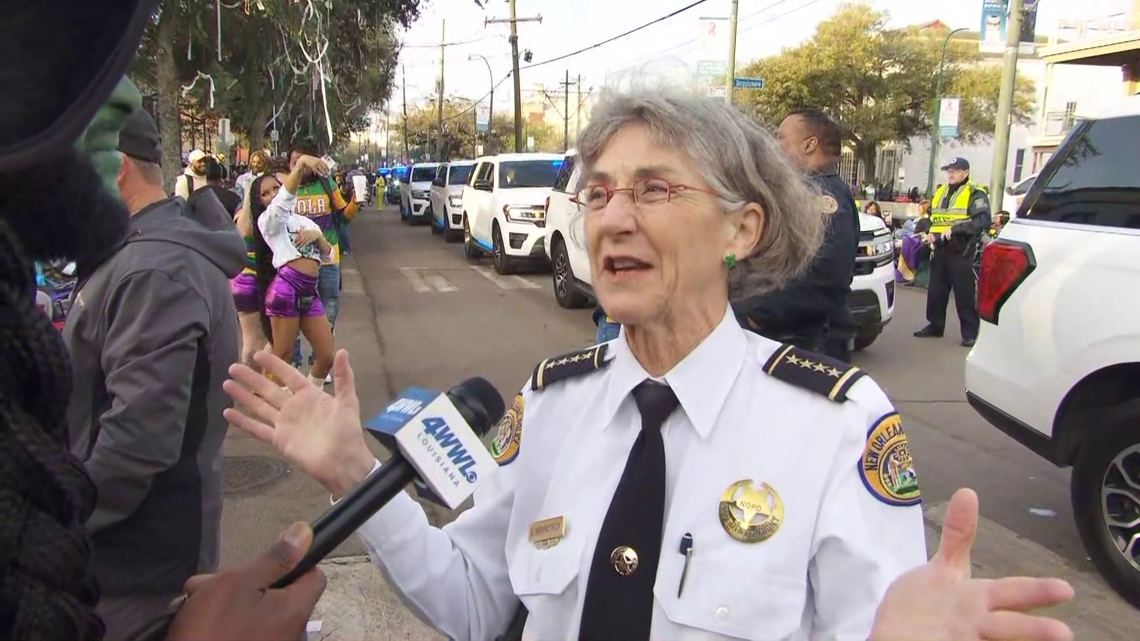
[[734, 77, 765, 89], [707, 85, 727, 98], [939, 98, 960, 139]]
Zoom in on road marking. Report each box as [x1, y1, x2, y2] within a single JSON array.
[[424, 273, 457, 293], [399, 268, 457, 293], [399, 268, 432, 293], [469, 265, 542, 290], [340, 267, 364, 295]]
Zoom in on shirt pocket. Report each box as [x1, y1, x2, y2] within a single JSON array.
[[655, 542, 809, 641], [508, 534, 585, 637]]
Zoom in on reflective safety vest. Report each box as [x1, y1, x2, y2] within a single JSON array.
[[929, 182, 984, 235]]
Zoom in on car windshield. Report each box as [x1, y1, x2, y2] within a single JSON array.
[[449, 165, 475, 185], [411, 167, 437, 182], [498, 160, 562, 188]]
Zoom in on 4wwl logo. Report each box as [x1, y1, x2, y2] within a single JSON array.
[[421, 417, 478, 484]]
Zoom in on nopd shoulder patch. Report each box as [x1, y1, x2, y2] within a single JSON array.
[[531, 343, 610, 391], [859, 413, 921, 506], [762, 344, 865, 402]]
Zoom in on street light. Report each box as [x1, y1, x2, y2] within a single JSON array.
[[926, 26, 968, 198], [469, 53, 494, 154]]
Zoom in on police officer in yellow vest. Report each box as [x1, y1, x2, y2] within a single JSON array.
[[914, 157, 991, 347]]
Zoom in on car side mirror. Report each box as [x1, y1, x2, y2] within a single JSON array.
[[473, 179, 492, 191], [1005, 186, 1014, 195]]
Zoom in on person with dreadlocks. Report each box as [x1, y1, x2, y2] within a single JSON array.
[[250, 155, 337, 388], [0, 1, 324, 638]]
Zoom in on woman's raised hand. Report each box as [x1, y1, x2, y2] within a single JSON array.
[[870, 488, 1074, 641], [223, 349, 377, 498]]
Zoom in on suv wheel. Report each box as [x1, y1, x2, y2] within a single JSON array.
[[1071, 419, 1140, 609], [463, 215, 482, 260], [552, 238, 588, 309], [492, 224, 513, 275], [429, 206, 442, 235]]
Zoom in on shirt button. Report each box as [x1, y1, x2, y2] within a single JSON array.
[[716, 606, 730, 620]]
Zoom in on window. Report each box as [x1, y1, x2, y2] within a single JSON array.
[[474, 162, 495, 188], [411, 166, 437, 182], [448, 164, 475, 185], [552, 155, 578, 192], [1024, 115, 1140, 230], [1012, 149, 1025, 183], [499, 159, 562, 189], [432, 164, 448, 186], [1063, 101, 1078, 132]]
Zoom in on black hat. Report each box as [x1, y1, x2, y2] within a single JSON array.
[[117, 108, 162, 164], [940, 157, 970, 171], [0, 0, 162, 172]]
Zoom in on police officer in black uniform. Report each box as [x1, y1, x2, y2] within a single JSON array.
[[733, 109, 859, 361], [914, 158, 991, 347]]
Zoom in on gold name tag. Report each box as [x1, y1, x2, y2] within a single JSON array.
[[528, 516, 567, 550]]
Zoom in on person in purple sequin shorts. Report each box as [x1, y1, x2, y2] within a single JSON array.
[[250, 155, 336, 388], [232, 186, 268, 368]]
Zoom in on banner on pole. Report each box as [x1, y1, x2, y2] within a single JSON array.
[[979, 0, 1039, 55], [938, 98, 960, 139], [475, 103, 490, 132], [696, 17, 729, 96]]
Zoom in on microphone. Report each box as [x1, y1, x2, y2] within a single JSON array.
[[270, 376, 505, 588], [126, 377, 504, 641]]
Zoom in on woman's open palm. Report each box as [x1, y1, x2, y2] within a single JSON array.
[[223, 349, 377, 496], [870, 489, 1074, 641]]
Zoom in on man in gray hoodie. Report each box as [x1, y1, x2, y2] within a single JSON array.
[[63, 107, 246, 638]]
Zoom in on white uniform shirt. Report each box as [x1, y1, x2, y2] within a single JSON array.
[[354, 306, 927, 640], [256, 188, 327, 270]]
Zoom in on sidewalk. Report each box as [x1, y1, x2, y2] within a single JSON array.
[[309, 556, 442, 641]]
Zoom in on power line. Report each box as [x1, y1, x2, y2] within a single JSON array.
[[631, 0, 830, 63], [401, 35, 497, 49], [518, 0, 713, 71]]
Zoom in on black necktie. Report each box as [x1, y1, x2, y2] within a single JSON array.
[[579, 381, 680, 641]]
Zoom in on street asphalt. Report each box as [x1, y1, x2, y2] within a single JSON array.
[[219, 205, 1139, 640]]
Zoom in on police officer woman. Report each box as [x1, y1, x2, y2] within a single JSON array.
[[222, 89, 1073, 641]]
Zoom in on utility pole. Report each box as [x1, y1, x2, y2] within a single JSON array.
[[991, 0, 1026, 200], [437, 19, 446, 161], [401, 65, 409, 163], [575, 74, 582, 143], [559, 71, 577, 152], [725, 0, 740, 104], [486, 2, 542, 152]]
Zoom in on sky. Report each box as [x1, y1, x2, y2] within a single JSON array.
[[388, 0, 1134, 112]]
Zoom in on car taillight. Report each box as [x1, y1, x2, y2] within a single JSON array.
[[977, 240, 1035, 324]]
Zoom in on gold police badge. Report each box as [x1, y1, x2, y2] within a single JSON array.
[[718, 479, 784, 543], [860, 413, 921, 506], [490, 394, 524, 466], [820, 194, 839, 214]]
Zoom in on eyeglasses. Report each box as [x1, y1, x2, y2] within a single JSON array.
[[571, 179, 717, 211]]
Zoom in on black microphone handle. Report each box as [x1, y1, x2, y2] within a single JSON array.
[[270, 455, 417, 589], [123, 457, 416, 641]]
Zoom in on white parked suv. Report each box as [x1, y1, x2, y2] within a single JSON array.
[[461, 153, 564, 274], [850, 212, 895, 350], [544, 149, 897, 350], [964, 95, 1140, 608], [399, 162, 439, 225], [429, 160, 475, 242]]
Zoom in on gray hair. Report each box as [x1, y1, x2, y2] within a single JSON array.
[[573, 88, 825, 298]]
